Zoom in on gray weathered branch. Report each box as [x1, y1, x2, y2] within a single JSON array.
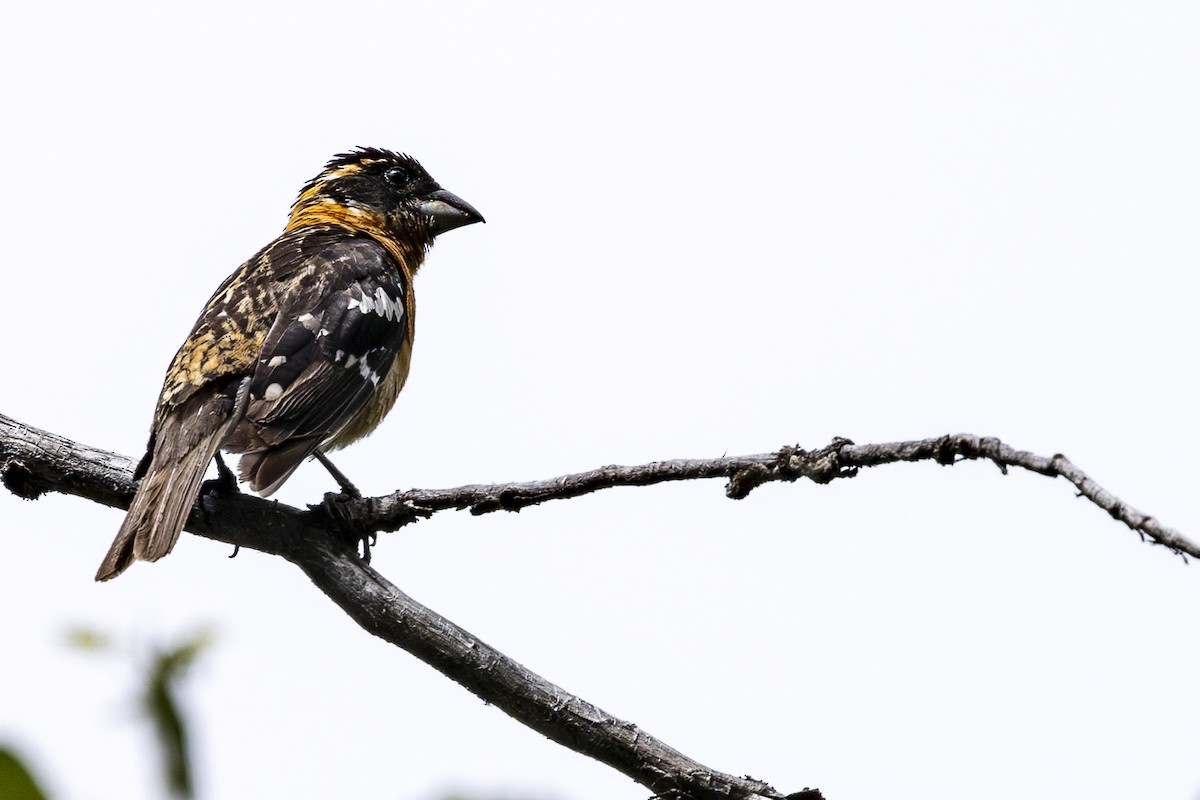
[[3, 411, 1195, 799], [0, 412, 820, 800], [335, 434, 1197, 560]]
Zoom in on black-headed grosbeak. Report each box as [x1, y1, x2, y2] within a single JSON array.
[[96, 148, 483, 581]]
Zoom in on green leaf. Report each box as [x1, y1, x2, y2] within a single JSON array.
[[141, 628, 213, 799], [0, 748, 50, 800]]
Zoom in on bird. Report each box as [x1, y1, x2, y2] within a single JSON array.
[[95, 147, 484, 581]]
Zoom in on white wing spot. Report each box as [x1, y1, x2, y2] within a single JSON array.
[[374, 287, 392, 320], [344, 354, 358, 368], [350, 286, 403, 322], [268, 355, 287, 367], [264, 383, 284, 401], [359, 361, 381, 386], [381, 286, 404, 321]]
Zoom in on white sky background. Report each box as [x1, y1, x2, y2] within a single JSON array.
[[2, 2, 1199, 799]]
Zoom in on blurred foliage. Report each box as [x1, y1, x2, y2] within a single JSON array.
[[64, 627, 111, 651], [70, 626, 213, 799], [25, 629, 552, 800], [0, 747, 49, 800], [143, 629, 212, 798]]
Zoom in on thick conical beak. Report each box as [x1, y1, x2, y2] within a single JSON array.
[[419, 189, 485, 235]]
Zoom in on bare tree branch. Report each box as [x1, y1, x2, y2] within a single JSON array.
[[3, 411, 1194, 799], [0, 412, 820, 800], [337, 435, 1197, 561], [5, 413, 1191, 560]]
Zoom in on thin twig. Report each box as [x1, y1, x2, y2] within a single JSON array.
[[328, 434, 1197, 561]]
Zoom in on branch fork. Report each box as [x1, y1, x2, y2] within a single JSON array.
[[4, 411, 1197, 800]]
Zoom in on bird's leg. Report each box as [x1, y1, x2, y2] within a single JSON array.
[[201, 452, 243, 559], [312, 451, 377, 562], [313, 450, 361, 498], [211, 452, 240, 493]]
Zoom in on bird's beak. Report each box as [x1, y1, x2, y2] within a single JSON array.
[[420, 189, 485, 235]]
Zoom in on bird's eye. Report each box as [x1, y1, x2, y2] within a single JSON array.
[[384, 167, 407, 185]]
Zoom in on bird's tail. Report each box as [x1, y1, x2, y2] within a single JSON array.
[[96, 384, 246, 581], [237, 435, 324, 497]]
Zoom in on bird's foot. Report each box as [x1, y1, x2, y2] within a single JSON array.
[[201, 453, 244, 558], [317, 491, 377, 563], [204, 452, 242, 496]]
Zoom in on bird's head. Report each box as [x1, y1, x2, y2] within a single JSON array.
[[287, 147, 484, 248]]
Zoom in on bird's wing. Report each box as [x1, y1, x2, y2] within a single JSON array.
[[224, 232, 412, 493], [157, 244, 278, 412]]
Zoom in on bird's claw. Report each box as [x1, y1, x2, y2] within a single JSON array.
[[200, 453, 243, 534], [318, 491, 375, 563], [203, 452, 241, 497]]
